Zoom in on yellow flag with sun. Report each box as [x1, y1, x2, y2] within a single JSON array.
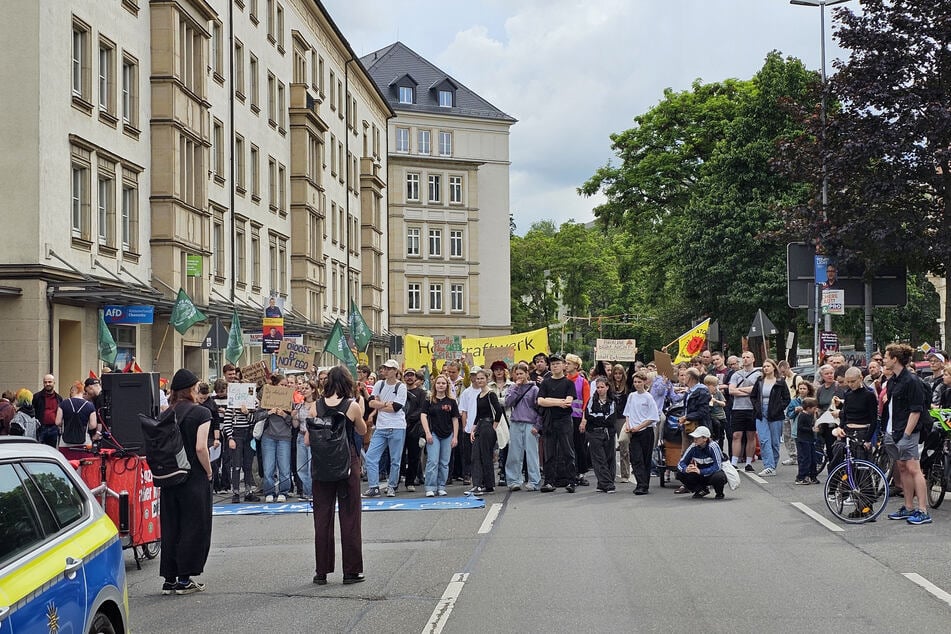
[[671, 319, 710, 364]]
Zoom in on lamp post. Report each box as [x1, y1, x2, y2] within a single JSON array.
[[790, 0, 850, 366]]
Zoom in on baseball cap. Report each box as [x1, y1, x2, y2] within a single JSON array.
[[928, 352, 946, 363], [689, 426, 712, 439], [469, 365, 483, 374], [84, 377, 100, 388], [382, 359, 400, 369], [403, 368, 417, 376], [548, 354, 565, 363]]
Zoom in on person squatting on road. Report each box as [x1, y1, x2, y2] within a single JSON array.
[[676, 425, 727, 499]]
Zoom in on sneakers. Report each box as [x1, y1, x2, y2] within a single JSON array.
[[540, 483, 556, 493], [175, 580, 205, 595], [231, 494, 241, 504], [406, 485, 416, 492], [509, 484, 521, 492], [276, 494, 286, 503], [758, 467, 776, 477], [744, 464, 755, 472], [362, 487, 381, 498], [794, 479, 810, 485], [907, 510, 933, 525], [425, 490, 435, 497], [692, 487, 710, 499], [714, 492, 725, 500], [162, 581, 177, 596], [244, 493, 260, 502], [385, 488, 397, 498], [565, 484, 576, 493], [808, 477, 820, 485], [887, 506, 914, 520], [781, 458, 797, 466], [576, 477, 590, 487], [265, 495, 275, 503], [523, 484, 537, 492], [437, 489, 448, 496]]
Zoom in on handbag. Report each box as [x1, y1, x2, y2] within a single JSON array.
[[721, 459, 740, 490]]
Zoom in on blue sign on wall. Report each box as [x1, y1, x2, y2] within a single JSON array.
[[103, 305, 154, 325]]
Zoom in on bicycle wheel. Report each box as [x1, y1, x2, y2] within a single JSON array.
[[874, 445, 893, 482], [815, 446, 828, 475], [927, 458, 946, 509], [824, 460, 889, 524]]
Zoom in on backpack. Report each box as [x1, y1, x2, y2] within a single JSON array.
[[139, 405, 192, 487], [308, 398, 353, 482]]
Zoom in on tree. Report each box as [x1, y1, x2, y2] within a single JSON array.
[[776, 0, 951, 346]]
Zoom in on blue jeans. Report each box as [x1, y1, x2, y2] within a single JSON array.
[[505, 421, 541, 487], [295, 433, 311, 497], [37, 424, 59, 448], [366, 427, 406, 490], [756, 418, 783, 470], [261, 436, 292, 496], [424, 434, 454, 492]]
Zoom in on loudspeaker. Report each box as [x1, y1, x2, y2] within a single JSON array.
[[101, 372, 160, 453]]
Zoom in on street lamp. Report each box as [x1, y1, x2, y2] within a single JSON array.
[[790, 0, 851, 366]]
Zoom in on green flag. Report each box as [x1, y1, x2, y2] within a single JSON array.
[[225, 310, 244, 365], [169, 288, 206, 335], [324, 319, 358, 371], [98, 310, 118, 366], [348, 299, 373, 351]]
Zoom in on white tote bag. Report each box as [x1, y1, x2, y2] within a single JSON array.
[[721, 460, 740, 490]]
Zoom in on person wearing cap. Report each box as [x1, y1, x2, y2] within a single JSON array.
[[159, 368, 213, 595], [925, 351, 948, 406], [676, 426, 727, 499], [83, 376, 105, 417], [363, 360, 408, 498], [399, 368, 427, 492], [530, 353, 550, 385], [536, 354, 578, 493]]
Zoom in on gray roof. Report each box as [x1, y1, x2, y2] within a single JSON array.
[[360, 42, 516, 123]]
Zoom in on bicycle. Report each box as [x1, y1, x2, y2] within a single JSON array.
[[824, 433, 889, 524], [923, 408, 951, 508]]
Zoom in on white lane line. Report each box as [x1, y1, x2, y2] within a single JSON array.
[[422, 572, 470, 634], [744, 471, 768, 484], [791, 502, 845, 532], [477, 503, 503, 534], [903, 573, 951, 607]]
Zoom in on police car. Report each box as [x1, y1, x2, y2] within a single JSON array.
[[0, 437, 129, 633]]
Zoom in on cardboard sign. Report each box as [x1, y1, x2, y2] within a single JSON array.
[[484, 346, 515, 369], [653, 350, 676, 381], [595, 338, 637, 362], [275, 340, 317, 372], [240, 361, 269, 384], [227, 383, 258, 409], [260, 384, 295, 410], [432, 335, 463, 361]]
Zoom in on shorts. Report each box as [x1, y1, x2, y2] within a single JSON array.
[[884, 431, 919, 462], [731, 410, 756, 433]]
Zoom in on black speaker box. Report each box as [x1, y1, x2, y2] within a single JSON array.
[[101, 372, 160, 453]]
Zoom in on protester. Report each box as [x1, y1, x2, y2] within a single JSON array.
[[258, 374, 294, 503], [10, 389, 39, 438], [363, 360, 407, 498], [421, 375, 460, 497], [537, 354, 578, 493], [294, 380, 319, 502], [33, 374, 63, 447], [751, 359, 790, 477], [729, 351, 761, 473], [55, 381, 98, 460], [502, 362, 541, 491], [676, 426, 727, 499], [221, 364, 259, 503], [608, 364, 632, 483], [400, 368, 427, 493], [794, 397, 820, 485], [580, 376, 616, 493], [564, 354, 591, 486], [466, 368, 503, 495], [624, 370, 659, 495], [488, 361, 514, 485]]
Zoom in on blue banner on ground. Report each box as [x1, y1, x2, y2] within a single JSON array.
[[212, 496, 486, 516]]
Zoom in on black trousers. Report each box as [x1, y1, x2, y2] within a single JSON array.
[[585, 426, 615, 490], [313, 451, 363, 576], [676, 469, 728, 495], [543, 417, 576, 487], [629, 427, 654, 490], [230, 430, 255, 494], [572, 417, 590, 476], [449, 429, 472, 480], [401, 424, 424, 486], [471, 419, 497, 489], [160, 473, 212, 580]]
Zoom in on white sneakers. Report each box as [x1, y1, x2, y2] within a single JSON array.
[[758, 467, 776, 477]]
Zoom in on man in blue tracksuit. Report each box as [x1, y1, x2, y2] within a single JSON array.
[[676, 425, 727, 499]]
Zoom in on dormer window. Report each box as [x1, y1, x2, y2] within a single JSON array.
[[438, 89, 453, 107], [399, 86, 414, 104]]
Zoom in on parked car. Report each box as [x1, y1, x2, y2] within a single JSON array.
[[792, 365, 817, 383], [0, 437, 129, 634]]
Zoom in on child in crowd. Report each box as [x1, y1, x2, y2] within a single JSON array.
[[795, 397, 820, 484], [704, 375, 726, 450]]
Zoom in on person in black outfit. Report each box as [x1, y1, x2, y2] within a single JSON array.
[[829, 367, 879, 469], [536, 354, 577, 493], [160, 368, 213, 595], [468, 369, 503, 495], [580, 377, 616, 492], [400, 369, 427, 492], [795, 398, 820, 484]]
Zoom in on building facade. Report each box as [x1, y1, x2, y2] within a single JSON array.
[[361, 42, 515, 342], [0, 0, 392, 389]]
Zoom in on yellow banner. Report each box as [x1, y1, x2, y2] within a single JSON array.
[[672, 318, 710, 364], [403, 327, 550, 371]]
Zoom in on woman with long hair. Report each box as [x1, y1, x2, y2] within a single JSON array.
[[469, 369, 503, 495], [608, 364, 632, 482], [580, 376, 616, 492], [311, 366, 367, 586], [258, 373, 294, 503], [421, 375, 460, 496], [294, 380, 319, 502], [503, 362, 542, 491], [751, 359, 791, 477], [488, 361, 513, 485]]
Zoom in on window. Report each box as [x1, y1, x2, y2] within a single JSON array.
[[212, 119, 224, 179], [418, 129, 430, 155], [268, 157, 277, 211], [98, 40, 115, 114], [235, 135, 245, 191], [120, 171, 138, 252], [235, 228, 246, 284], [178, 134, 203, 207], [251, 233, 261, 287], [307, 134, 320, 184], [71, 147, 91, 239], [407, 283, 420, 311], [330, 202, 337, 243], [293, 49, 306, 84], [406, 227, 420, 256], [213, 219, 224, 277], [329, 70, 335, 109], [211, 22, 223, 79], [278, 238, 287, 293], [267, 72, 276, 124], [277, 81, 285, 130], [450, 230, 463, 257], [234, 40, 245, 98], [406, 173, 419, 201], [266, 0, 275, 41], [179, 19, 203, 94], [429, 284, 442, 312], [97, 168, 115, 246], [121, 55, 138, 128], [449, 176, 463, 204], [278, 163, 286, 213], [250, 144, 260, 200], [276, 3, 285, 50], [330, 133, 337, 175], [269, 239, 278, 292], [72, 18, 91, 103], [0, 463, 44, 566], [428, 174, 441, 203], [337, 79, 343, 115], [399, 86, 413, 104], [439, 89, 453, 107], [249, 0, 258, 23], [439, 131, 452, 156], [23, 462, 86, 529], [249, 54, 259, 111], [317, 55, 325, 95], [451, 284, 464, 311], [428, 229, 442, 257]]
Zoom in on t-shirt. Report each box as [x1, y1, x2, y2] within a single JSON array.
[[729, 369, 761, 411], [425, 397, 460, 439], [537, 376, 576, 424], [58, 397, 95, 447], [623, 391, 659, 430], [171, 401, 212, 478], [373, 380, 407, 430]]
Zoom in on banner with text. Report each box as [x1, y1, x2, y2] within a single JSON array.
[[403, 328, 549, 371], [595, 338, 638, 362]]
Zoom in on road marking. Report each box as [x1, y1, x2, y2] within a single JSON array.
[[903, 573, 951, 607], [478, 503, 503, 534], [744, 471, 768, 484], [791, 502, 845, 532], [422, 572, 469, 634]]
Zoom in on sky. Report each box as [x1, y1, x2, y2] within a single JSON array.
[[322, 0, 855, 234]]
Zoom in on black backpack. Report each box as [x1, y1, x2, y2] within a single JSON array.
[[308, 399, 353, 482], [139, 405, 191, 487]]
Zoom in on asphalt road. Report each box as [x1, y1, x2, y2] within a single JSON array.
[[126, 460, 951, 633]]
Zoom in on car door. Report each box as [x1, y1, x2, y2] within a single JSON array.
[[1, 460, 90, 633]]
